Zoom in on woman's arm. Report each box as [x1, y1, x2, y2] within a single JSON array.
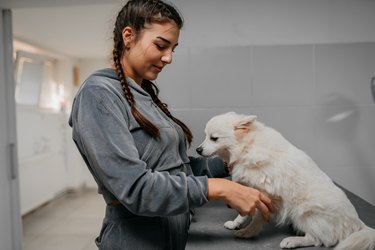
[[188, 156, 272, 220]]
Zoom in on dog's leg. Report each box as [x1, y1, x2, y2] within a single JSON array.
[[280, 233, 319, 249], [224, 214, 249, 230], [234, 210, 265, 238]]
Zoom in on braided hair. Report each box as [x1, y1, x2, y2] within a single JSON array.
[[112, 0, 193, 145]]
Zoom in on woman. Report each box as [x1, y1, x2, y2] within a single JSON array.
[[68, 0, 272, 249]]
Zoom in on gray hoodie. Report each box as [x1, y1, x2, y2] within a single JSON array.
[[69, 68, 225, 217]]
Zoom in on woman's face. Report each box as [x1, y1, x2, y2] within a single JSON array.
[[122, 21, 180, 85]]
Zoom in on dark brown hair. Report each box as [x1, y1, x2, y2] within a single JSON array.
[[112, 0, 193, 145]]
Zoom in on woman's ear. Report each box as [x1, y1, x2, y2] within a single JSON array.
[[122, 26, 135, 48]]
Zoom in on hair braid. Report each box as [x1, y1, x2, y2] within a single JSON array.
[[142, 80, 193, 145], [113, 29, 160, 137], [112, 0, 191, 143]]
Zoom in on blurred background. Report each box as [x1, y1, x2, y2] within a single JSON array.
[[1, 0, 375, 249]]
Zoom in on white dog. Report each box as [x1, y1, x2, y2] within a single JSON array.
[[196, 112, 375, 250]]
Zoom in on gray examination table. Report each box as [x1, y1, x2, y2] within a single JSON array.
[[186, 187, 375, 250]]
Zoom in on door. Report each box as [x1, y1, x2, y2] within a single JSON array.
[[0, 9, 23, 250]]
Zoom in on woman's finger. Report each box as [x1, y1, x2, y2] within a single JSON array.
[[257, 201, 271, 222], [260, 192, 274, 213]]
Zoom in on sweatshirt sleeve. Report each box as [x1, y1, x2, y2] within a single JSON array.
[[189, 156, 229, 178], [70, 85, 208, 216]]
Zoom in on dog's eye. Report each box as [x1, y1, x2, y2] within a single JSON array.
[[210, 136, 218, 142]]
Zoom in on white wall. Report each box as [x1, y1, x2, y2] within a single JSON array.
[[177, 0, 375, 48], [14, 48, 111, 214], [14, 50, 93, 214], [17, 107, 69, 214]]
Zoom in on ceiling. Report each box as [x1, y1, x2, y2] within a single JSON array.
[[11, 4, 121, 59], [2, 0, 128, 59], [0, 0, 119, 9]]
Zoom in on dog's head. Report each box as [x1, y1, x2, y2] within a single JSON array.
[[196, 112, 257, 160]]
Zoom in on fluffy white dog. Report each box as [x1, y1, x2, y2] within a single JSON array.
[[196, 112, 375, 249]]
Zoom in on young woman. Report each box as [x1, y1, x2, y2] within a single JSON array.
[[69, 0, 273, 249]]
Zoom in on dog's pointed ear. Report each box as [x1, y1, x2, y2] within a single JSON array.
[[235, 115, 257, 130]]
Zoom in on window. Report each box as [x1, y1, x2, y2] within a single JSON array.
[[14, 51, 65, 111]]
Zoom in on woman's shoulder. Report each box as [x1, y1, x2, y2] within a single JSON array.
[[78, 68, 122, 96], [84, 68, 119, 87], [90, 68, 118, 79]]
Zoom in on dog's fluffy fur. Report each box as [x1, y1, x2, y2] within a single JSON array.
[[196, 112, 375, 249]]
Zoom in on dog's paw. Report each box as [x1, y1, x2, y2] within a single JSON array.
[[279, 237, 302, 249], [280, 235, 318, 249], [224, 220, 240, 230], [234, 228, 255, 239]]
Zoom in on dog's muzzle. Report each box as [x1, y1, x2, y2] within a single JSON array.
[[196, 146, 203, 155]]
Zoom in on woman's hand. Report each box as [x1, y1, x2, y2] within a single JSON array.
[[207, 178, 273, 222]]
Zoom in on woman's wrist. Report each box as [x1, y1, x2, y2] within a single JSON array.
[[207, 178, 228, 200]]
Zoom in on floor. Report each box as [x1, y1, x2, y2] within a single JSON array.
[[22, 188, 105, 250]]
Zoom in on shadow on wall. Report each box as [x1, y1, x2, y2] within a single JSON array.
[[320, 92, 373, 194]]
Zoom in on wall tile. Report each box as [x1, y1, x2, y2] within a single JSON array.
[[252, 45, 315, 106], [351, 106, 375, 168], [315, 43, 375, 106], [314, 104, 375, 168], [190, 46, 252, 108]]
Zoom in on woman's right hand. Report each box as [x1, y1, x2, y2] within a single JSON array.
[[207, 178, 273, 222]]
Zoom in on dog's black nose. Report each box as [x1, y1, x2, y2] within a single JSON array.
[[196, 146, 203, 155]]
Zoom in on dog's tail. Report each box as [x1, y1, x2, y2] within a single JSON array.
[[334, 225, 375, 250]]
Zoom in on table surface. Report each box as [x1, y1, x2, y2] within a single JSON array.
[[186, 187, 375, 250]]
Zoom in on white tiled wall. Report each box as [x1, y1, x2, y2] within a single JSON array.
[[190, 47, 253, 109], [252, 45, 315, 106], [157, 42, 375, 205], [315, 43, 375, 106]]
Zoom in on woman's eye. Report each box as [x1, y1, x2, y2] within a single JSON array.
[[155, 43, 176, 53], [210, 136, 218, 142]]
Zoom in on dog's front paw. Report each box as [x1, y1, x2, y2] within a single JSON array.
[[234, 228, 255, 239], [280, 235, 318, 249], [279, 237, 302, 249], [224, 220, 240, 230]]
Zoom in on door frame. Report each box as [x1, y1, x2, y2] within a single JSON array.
[[0, 9, 23, 250]]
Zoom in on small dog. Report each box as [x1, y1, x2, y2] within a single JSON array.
[[196, 112, 375, 249]]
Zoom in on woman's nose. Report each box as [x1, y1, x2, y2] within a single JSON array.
[[161, 52, 173, 64]]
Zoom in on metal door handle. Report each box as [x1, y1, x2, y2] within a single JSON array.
[[9, 143, 18, 180], [371, 76, 375, 103]]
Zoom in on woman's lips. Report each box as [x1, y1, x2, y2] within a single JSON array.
[[153, 65, 163, 72]]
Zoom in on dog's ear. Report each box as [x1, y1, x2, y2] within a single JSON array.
[[235, 115, 257, 130]]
